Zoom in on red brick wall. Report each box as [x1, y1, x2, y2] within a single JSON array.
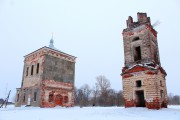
[[40, 80, 74, 108]]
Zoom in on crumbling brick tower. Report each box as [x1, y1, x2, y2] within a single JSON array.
[[121, 13, 168, 109], [15, 38, 76, 107]]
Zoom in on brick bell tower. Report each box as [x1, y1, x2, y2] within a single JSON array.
[[15, 37, 76, 108], [121, 13, 168, 109]]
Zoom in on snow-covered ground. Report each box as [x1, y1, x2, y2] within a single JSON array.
[[0, 105, 180, 120]]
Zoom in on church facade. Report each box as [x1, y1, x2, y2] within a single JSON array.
[[121, 13, 168, 109], [15, 38, 76, 107]]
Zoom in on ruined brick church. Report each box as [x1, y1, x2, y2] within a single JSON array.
[[121, 13, 168, 109], [15, 38, 76, 107]]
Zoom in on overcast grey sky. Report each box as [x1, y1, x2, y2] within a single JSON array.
[[0, 0, 180, 100]]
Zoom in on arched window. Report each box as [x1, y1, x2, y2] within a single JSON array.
[[132, 36, 140, 42]]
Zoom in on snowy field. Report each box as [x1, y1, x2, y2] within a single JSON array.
[[0, 105, 180, 120]]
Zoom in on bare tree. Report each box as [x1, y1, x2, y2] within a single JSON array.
[[74, 84, 92, 107], [168, 93, 173, 105], [91, 84, 99, 106], [96, 75, 110, 93], [80, 84, 92, 106], [74, 87, 80, 105], [116, 90, 124, 106], [106, 89, 116, 106], [172, 95, 180, 105], [95, 75, 111, 106]]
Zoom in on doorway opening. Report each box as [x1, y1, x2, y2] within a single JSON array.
[[136, 90, 145, 107], [55, 94, 63, 106]]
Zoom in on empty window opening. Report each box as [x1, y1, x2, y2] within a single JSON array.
[[36, 63, 39, 74], [133, 36, 140, 42], [154, 50, 159, 63], [34, 92, 37, 101], [160, 81, 162, 87], [31, 65, 34, 75], [23, 94, 26, 103], [135, 91, 145, 107], [16, 94, 19, 102], [161, 90, 164, 101], [64, 96, 68, 103], [26, 67, 29, 76], [134, 46, 142, 61], [161, 90, 165, 107], [136, 80, 142, 87], [49, 94, 54, 102]]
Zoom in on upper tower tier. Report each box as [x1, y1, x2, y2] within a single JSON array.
[[122, 13, 161, 68]]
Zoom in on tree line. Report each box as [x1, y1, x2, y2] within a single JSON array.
[[74, 75, 180, 107], [75, 75, 124, 107], [168, 93, 180, 105]]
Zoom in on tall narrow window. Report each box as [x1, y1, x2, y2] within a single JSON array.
[[31, 65, 34, 75], [134, 46, 142, 61], [64, 96, 68, 103], [154, 49, 159, 63], [36, 63, 39, 74], [49, 94, 54, 102], [161, 90, 164, 100], [16, 94, 19, 102], [34, 92, 37, 101], [23, 94, 26, 103], [160, 81, 163, 87], [26, 67, 29, 76]]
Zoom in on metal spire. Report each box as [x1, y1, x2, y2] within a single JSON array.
[[49, 33, 54, 48]]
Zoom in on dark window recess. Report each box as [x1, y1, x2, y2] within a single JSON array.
[[49, 94, 54, 102], [36, 63, 39, 74], [133, 37, 140, 42], [160, 81, 162, 87], [26, 67, 29, 76], [136, 80, 142, 87], [23, 94, 26, 103], [64, 96, 68, 103], [31, 65, 34, 75], [134, 46, 142, 61], [16, 94, 19, 102], [34, 92, 37, 101], [161, 90, 164, 100], [154, 49, 158, 63]]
